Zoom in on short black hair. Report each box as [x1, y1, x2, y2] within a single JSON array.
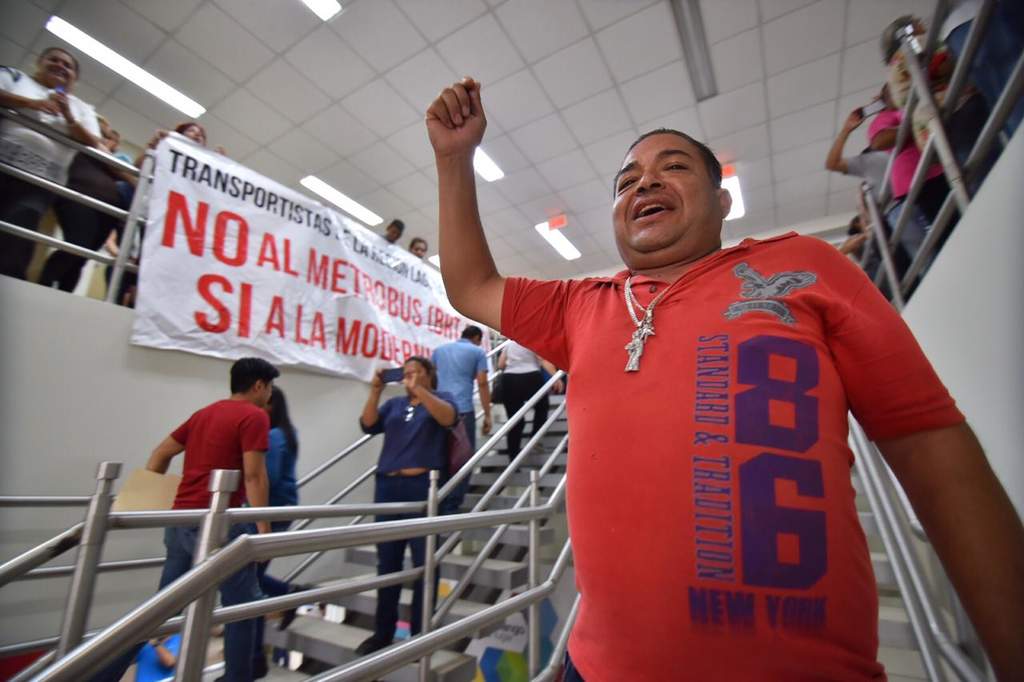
[[230, 357, 279, 393], [405, 355, 437, 388], [387, 219, 405, 235], [40, 47, 80, 77], [621, 128, 722, 189], [461, 325, 483, 341], [847, 216, 862, 236]]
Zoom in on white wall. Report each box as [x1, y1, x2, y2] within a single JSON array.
[[0, 279, 396, 644], [902, 126, 1024, 519]]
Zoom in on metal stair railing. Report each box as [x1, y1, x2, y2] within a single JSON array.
[[848, 418, 987, 681], [533, 593, 580, 682]]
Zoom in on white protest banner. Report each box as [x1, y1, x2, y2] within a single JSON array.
[[131, 135, 466, 381]]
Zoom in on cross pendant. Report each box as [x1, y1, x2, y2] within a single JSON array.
[[624, 315, 655, 372]]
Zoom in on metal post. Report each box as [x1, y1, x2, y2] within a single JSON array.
[[107, 152, 155, 303], [55, 461, 121, 657], [528, 470, 541, 677], [418, 471, 440, 682], [174, 469, 240, 682], [861, 182, 906, 310]]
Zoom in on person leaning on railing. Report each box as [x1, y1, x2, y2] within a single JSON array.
[[0, 46, 103, 281], [356, 357, 457, 656]]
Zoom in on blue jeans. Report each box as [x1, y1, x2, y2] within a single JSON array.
[[89, 523, 262, 682], [439, 412, 476, 515], [254, 520, 293, 665], [564, 652, 586, 681]]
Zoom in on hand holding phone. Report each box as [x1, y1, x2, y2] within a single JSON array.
[[380, 367, 404, 383]]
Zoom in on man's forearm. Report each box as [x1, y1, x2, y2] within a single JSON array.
[[825, 129, 850, 172], [244, 471, 269, 509], [414, 387, 457, 426], [360, 388, 383, 429], [478, 378, 492, 415]]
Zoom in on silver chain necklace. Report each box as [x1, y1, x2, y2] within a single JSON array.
[[623, 276, 671, 372]]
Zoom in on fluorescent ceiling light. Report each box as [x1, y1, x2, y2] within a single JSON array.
[[473, 147, 504, 182], [300, 175, 383, 226], [723, 175, 745, 221], [428, 254, 441, 268], [45, 16, 205, 118], [300, 0, 342, 21], [534, 221, 581, 261]]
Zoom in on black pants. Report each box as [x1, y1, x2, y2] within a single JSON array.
[[500, 371, 549, 455], [0, 176, 52, 280], [564, 652, 585, 681], [38, 198, 117, 291]]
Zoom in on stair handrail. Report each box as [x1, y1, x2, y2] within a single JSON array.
[[533, 593, 580, 682]]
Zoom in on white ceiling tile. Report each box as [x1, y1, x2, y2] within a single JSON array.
[[486, 235, 520, 258], [827, 188, 858, 214], [561, 88, 632, 146], [126, 0, 202, 32], [95, 98, 161, 150], [536, 150, 597, 191], [639, 106, 705, 142], [772, 139, 832, 181], [350, 140, 416, 185], [141, 39, 233, 108], [284, 25, 375, 100], [769, 101, 836, 153], [385, 48, 458, 115], [774, 170, 829, 203], [242, 147, 303, 187], [436, 14, 525, 86], [476, 182, 511, 214], [358, 186, 414, 218], [698, 81, 766, 138], [331, 0, 427, 72], [726, 210, 776, 239], [0, 1, 47, 49], [583, 128, 639, 181], [758, 0, 817, 22], [58, 0, 164, 63], [267, 127, 340, 173], [519, 193, 568, 223], [533, 38, 614, 108], [700, 0, 759, 43], [342, 80, 420, 137], [303, 103, 379, 158], [387, 120, 438, 169], [195, 112, 261, 159], [494, 168, 550, 203], [828, 171, 862, 194], [0, 36, 27, 66], [211, 88, 292, 142], [775, 194, 827, 226], [845, 0, 937, 47], [710, 124, 771, 164], [619, 60, 695, 124], [509, 113, 578, 164], [576, 0, 658, 31], [483, 206, 529, 236], [765, 53, 841, 117], [483, 69, 555, 131], [319, 158, 380, 197], [246, 59, 331, 124], [494, 253, 533, 274], [396, 0, 489, 42], [387, 171, 437, 208], [733, 156, 773, 189], [496, 0, 589, 63], [175, 3, 275, 83], [215, 0, 319, 53], [840, 39, 887, 96], [595, 2, 684, 83], [710, 28, 763, 92], [479, 134, 531, 174], [762, 1, 845, 76], [742, 182, 775, 215], [109, 85, 184, 131], [558, 178, 611, 214]]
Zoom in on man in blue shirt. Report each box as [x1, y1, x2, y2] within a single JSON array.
[[433, 325, 492, 513]]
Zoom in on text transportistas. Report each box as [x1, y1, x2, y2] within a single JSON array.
[[130, 136, 463, 381]]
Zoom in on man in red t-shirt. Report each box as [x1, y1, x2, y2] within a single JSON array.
[[423, 77, 1024, 681], [92, 357, 279, 682]]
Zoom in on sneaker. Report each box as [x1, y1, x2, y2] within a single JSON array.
[[355, 634, 393, 656]]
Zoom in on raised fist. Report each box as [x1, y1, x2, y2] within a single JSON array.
[[425, 77, 486, 159]]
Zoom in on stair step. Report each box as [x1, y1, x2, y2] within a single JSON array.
[[877, 645, 927, 679], [858, 511, 878, 537], [470, 471, 564, 489], [462, 523, 555, 547], [479, 452, 567, 468], [872, 552, 896, 589], [344, 545, 527, 589], [878, 603, 915, 649], [461, 493, 534, 511], [266, 616, 475, 682]]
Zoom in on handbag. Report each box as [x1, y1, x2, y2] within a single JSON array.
[[447, 416, 473, 475], [490, 374, 505, 404]]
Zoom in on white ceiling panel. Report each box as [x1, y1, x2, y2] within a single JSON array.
[[583, 129, 640, 181], [198, 112, 261, 160], [710, 28, 764, 93], [303, 103, 378, 158], [700, 0, 759, 44], [319, 158, 379, 198], [95, 97, 162, 153], [385, 48, 459, 114], [342, 79, 419, 137], [142, 39, 233, 108], [762, 1, 845, 76], [734, 155, 774, 189], [109, 83, 189, 132], [828, 169, 862, 194], [558, 178, 610, 215], [215, 0, 319, 54], [247, 59, 331, 124], [483, 69, 555, 132], [536, 149, 599, 192], [710, 124, 771, 164], [743, 182, 775, 215], [350, 140, 416, 186], [765, 53, 841, 117], [776, 194, 827, 226], [726, 210, 776, 238], [1, 1, 48, 49], [0, 36, 28, 66], [494, 167, 550, 204], [775, 170, 830, 203], [59, 0, 164, 64], [359, 186, 414, 219], [844, 0, 936, 47], [396, 0, 489, 42], [698, 81, 767, 139], [267, 127, 340, 174], [758, 0, 818, 23], [485, 234, 519, 258], [769, 101, 836, 152], [561, 88, 632, 146], [496, 0, 589, 63], [533, 38, 614, 109], [127, 0, 202, 33], [840, 39, 886, 96], [619, 60, 695, 124], [508, 113, 577, 164], [519, 193, 567, 223], [284, 25, 375, 100], [175, 3, 274, 83], [331, 0, 427, 72], [827, 189, 858, 214], [476, 182, 511, 214], [577, 0, 658, 31], [211, 87, 292, 142], [436, 13, 524, 86], [387, 171, 438, 209], [242, 147, 303, 188], [772, 139, 832, 181], [595, 2, 684, 83], [386, 120, 437, 169], [640, 107, 705, 142], [479, 134, 532, 175]]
